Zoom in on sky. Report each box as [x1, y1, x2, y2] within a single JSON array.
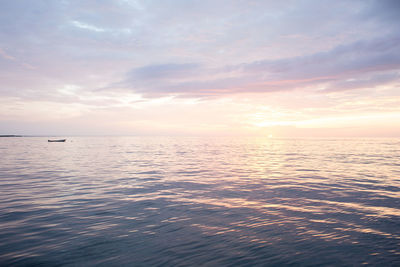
[[0, 0, 399, 137]]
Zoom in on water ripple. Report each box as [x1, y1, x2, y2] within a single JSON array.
[[0, 137, 399, 265]]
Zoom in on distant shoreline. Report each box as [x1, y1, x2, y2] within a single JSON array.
[[0, 135, 23, 137]]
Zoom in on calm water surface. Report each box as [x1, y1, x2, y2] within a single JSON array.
[[0, 137, 399, 266]]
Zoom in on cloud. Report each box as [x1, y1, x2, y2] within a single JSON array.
[[244, 36, 400, 75], [129, 63, 201, 81], [119, 35, 400, 97], [363, 0, 400, 26], [71, 20, 106, 32], [1, 0, 400, 100], [0, 48, 16, 60], [324, 72, 400, 92]]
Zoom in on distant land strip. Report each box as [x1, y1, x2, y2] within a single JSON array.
[[0, 135, 23, 137]]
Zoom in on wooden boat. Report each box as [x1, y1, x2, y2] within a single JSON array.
[[48, 139, 66, 142]]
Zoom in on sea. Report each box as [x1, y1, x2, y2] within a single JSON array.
[[0, 137, 399, 266]]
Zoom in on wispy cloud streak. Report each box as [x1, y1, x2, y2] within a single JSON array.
[[120, 35, 400, 97]]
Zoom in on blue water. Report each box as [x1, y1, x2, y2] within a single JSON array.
[[0, 137, 399, 266]]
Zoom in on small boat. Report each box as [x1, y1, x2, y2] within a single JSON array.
[[48, 139, 66, 142]]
